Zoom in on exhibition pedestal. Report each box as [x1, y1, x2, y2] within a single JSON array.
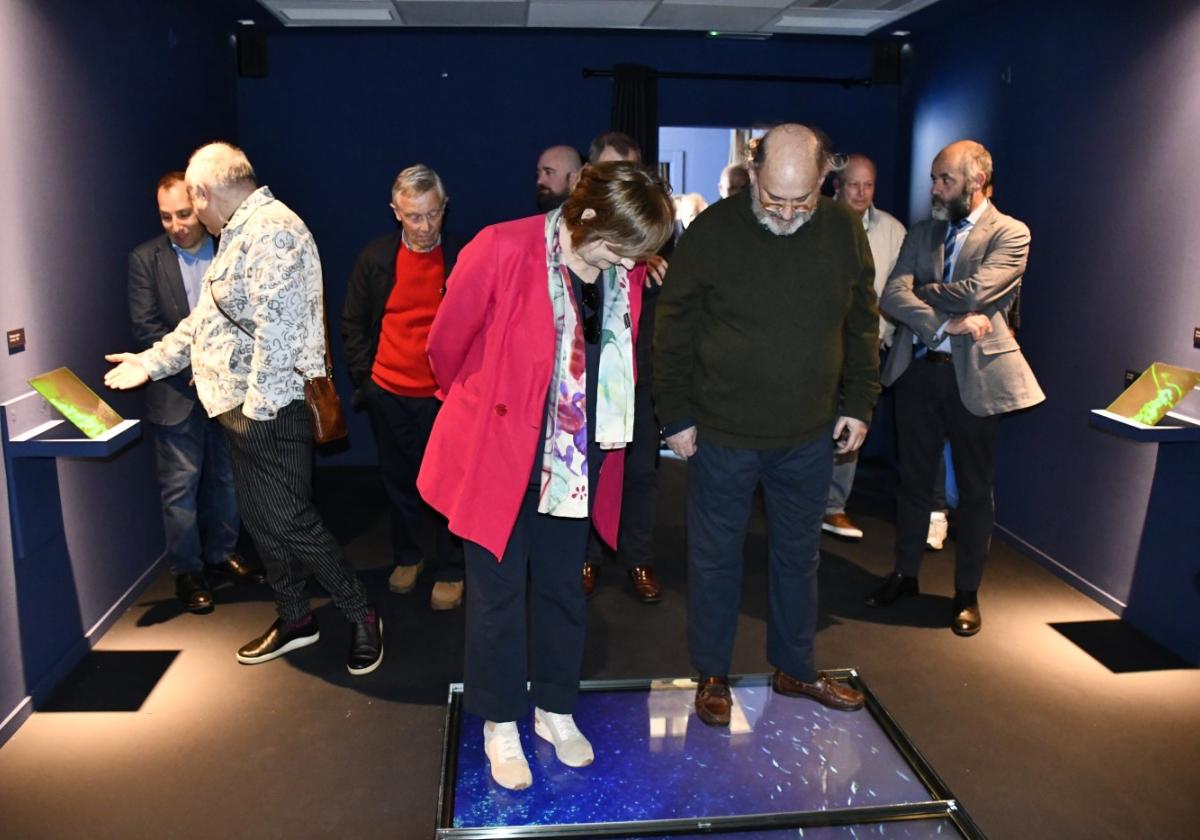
[[437, 672, 982, 839]]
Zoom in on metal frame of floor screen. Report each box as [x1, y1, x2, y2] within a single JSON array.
[[436, 670, 985, 839]]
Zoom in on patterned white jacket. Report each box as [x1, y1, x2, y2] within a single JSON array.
[[139, 187, 327, 421]]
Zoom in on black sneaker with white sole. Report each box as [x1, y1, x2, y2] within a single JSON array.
[[236, 617, 320, 665], [347, 612, 383, 676]]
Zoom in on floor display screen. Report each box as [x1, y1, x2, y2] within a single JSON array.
[[436, 673, 982, 838]]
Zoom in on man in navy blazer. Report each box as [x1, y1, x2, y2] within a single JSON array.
[[127, 171, 250, 613], [868, 141, 1044, 636]]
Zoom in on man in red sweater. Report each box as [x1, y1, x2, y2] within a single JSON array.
[[342, 164, 464, 610]]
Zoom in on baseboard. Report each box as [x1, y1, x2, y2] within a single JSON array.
[[994, 524, 1125, 614], [0, 695, 33, 749], [0, 554, 164, 747]]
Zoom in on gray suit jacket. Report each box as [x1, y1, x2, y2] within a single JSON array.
[[127, 233, 209, 425], [879, 203, 1045, 416]]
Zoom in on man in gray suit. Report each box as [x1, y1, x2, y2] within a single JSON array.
[[866, 140, 1044, 635], [127, 171, 251, 613]]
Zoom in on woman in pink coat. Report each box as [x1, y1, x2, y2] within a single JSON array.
[[418, 162, 673, 790]]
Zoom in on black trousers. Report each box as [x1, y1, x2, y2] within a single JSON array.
[[586, 380, 658, 570], [893, 359, 997, 591], [362, 381, 463, 581], [463, 488, 590, 722], [218, 400, 370, 624]]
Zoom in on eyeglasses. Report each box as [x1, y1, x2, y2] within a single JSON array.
[[581, 281, 600, 344], [756, 184, 818, 216], [399, 206, 445, 226]]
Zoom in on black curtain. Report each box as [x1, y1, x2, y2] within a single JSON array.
[[610, 64, 658, 166]]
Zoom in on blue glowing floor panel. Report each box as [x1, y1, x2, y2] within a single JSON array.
[[438, 674, 979, 837]]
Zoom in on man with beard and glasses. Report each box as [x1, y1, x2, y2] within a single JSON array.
[[655, 124, 880, 726], [535, 145, 583, 211], [867, 140, 1044, 637]]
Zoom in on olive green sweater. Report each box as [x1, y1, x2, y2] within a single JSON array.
[[654, 191, 880, 449]]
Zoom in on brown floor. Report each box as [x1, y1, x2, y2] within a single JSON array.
[[0, 461, 1196, 839]]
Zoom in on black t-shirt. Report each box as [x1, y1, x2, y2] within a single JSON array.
[[527, 269, 607, 506]]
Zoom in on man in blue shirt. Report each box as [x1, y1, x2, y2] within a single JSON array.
[[126, 172, 254, 613]]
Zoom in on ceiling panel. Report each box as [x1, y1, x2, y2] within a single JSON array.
[[256, 0, 950, 35], [527, 1, 657, 29]]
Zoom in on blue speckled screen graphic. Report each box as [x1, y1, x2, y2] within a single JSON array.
[[649, 820, 958, 838], [451, 678, 935, 830]]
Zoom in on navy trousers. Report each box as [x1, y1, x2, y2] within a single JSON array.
[[463, 488, 590, 722], [686, 434, 833, 683]]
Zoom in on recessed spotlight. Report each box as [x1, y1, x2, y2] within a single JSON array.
[[891, 29, 910, 37], [237, 19, 256, 26]]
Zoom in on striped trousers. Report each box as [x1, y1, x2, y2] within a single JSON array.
[[218, 400, 370, 624]]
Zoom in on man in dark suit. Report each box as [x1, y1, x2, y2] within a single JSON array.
[[127, 171, 251, 613], [342, 164, 465, 611], [868, 140, 1045, 635]]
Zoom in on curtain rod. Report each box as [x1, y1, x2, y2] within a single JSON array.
[[582, 68, 873, 88]]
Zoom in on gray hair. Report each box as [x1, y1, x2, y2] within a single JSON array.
[[186, 142, 256, 190], [392, 164, 446, 203]]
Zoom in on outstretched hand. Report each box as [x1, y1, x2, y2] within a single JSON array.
[[103, 353, 150, 390]]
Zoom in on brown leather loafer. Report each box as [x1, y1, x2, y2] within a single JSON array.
[[582, 563, 599, 599], [771, 670, 864, 712], [628, 565, 662, 604], [952, 590, 981, 636], [694, 676, 732, 726]]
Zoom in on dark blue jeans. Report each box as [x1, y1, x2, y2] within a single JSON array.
[[686, 434, 833, 683], [153, 401, 239, 576]]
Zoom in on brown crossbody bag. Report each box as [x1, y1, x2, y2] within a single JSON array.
[[210, 286, 348, 444]]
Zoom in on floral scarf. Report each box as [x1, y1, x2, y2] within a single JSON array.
[[537, 208, 636, 518]]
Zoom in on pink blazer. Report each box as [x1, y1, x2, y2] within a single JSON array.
[[417, 214, 645, 561]]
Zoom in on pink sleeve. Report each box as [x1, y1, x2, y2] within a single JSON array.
[[427, 227, 498, 397]]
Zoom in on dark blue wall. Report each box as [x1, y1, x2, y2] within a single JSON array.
[[236, 29, 904, 464], [906, 0, 1200, 660], [0, 0, 238, 737]]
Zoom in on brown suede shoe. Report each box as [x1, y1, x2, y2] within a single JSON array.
[[771, 670, 864, 712], [583, 563, 599, 599], [628, 565, 662, 604], [694, 676, 732, 726]]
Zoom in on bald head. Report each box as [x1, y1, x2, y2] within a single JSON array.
[[930, 139, 992, 222], [719, 163, 749, 198], [749, 124, 830, 236], [836, 154, 878, 216], [536, 145, 583, 211], [185, 141, 258, 235]]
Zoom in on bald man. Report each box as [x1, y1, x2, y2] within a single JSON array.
[[106, 142, 382, 675], [718, 163, 749, 199], [656, 124, 879, 724], [535, 144, 583, 211], [869, 140, 1043, 636]]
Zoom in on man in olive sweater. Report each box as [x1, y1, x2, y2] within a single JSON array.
[[655, 124, 880, 725]]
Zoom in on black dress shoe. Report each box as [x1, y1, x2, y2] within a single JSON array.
[[952, 590, 981, 636], [347, 611, 383, 676], [207, 553, 267, 586], [864, 572, 919, 607], [237, 617, 320, 664], [175, 572, 214, 614]]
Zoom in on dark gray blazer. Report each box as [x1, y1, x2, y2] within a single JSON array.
[[127, 233, 211, 425], [880, 203, 1045, 416]]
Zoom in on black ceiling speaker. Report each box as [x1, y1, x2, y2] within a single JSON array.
[[237, 28, 268, 78], [871, 42, 901, 86]]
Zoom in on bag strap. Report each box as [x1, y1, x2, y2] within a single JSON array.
[[209, 284, 333, 379]]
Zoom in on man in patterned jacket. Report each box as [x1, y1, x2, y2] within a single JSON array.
[[105, 142, 383, 676]]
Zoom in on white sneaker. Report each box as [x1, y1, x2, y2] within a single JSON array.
[[926, 511, 949, 551], [534, 707, 594, 767], [483, 721, 532, 790]]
